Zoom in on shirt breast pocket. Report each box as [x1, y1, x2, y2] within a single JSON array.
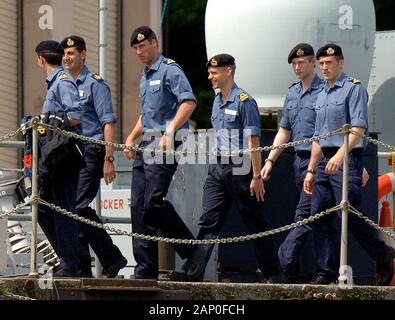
[[149, 85, 161, 94], [286, 101, 298, 122], [224, 113, 237, 129], [332, 100, 346, 122], [303, 104, 316, 124]]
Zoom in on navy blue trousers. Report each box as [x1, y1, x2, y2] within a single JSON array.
[[38, 164, 81, 273], [196, 162, 281, 277], [278, 152, 318, 275], [311, 148, 388, 280], [131, 141, 196, 278], [76, 144, 124, 273]]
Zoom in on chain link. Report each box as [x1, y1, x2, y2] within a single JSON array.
[[37, 197, 338, 245], [0, 126, 25, 143], [349, 205, 395, 241], [40, 123, 344, 156], [0, 202, 33, 220], [4, 292, 36, 301]]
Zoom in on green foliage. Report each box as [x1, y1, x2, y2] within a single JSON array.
[[0, 281, 7, 299]]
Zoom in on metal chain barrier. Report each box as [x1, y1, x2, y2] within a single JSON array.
[[0, 202, 33, 220], [36, 196, 339, 245], [348, 205, 395, 241], [0, 126, 26, 143], [39, 123, 344, 156], [4, 292, 36, 301]]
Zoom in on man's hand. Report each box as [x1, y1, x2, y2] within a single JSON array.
[[159, 134, 172, 151], [325, 152, 344, 174], [123, 138, 136, 160], [260, 161, 273, 181], [250, 178, 265, 202], [103, 160, 116, 185], [303, 172, 315, 195]]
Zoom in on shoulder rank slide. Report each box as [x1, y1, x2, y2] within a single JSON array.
[[288, 81, 298, 88], [351, 78, 361, 84], [167, 58, 176, 64], [59, 72, 68, 81], [239, 92, 249, 102], [92, 73, 103, 81]]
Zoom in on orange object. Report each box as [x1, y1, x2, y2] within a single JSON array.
[[379, 201, 392, 228]]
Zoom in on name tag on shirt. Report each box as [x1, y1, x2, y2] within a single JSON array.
[[150, 80, 161, 86], [224, 109, 237, 116], [79, 90, 84, 97]]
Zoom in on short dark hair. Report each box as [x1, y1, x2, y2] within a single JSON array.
[[37, 52, 63, 66]]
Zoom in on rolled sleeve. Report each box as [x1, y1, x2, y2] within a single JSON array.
[[92, 81, 117, 126], [348, 85, 368, 129], [168, 67, 197, 104], [279, 97, 291, 130], [240, 99, 261, 137]]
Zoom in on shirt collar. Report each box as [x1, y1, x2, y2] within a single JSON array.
[[219, 83, 238, 106], [297, 74, 322, 94], [325, 72, 347, 90], [144, 54, 164, 74], [76, 65, 90, 84], [46, 65, 63, 87]]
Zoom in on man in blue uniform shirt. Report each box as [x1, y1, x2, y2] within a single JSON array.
[[182, 54, 283, 283], [304, 43, 394, 285], [124, 26, 204, 280], [35, 40, 83, 277], [61, 35, 127, 278], [261, 43, 324, 283]]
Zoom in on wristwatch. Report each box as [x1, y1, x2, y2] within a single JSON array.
[[252, 174, 262, 180], [105, 155, 115, 163]]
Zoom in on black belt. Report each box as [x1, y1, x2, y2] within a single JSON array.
[[295, 151, 311, 157]]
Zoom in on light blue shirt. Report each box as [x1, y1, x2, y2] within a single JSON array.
[[139, 54, 196, 133], [43, 66, 83, 134], [314, 73, 368, 149], [75, 66, 117, 140], [280, 74, 324, 152], [211, 84, 261, 152]]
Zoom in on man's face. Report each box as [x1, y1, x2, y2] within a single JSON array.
[[319, 56, 344, 83], [132, 39, 157, 65], [208, 66, 231, 90], [63, 47, 86, 72], [291, 56, 315, 80]]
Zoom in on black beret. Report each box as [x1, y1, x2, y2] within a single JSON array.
[[130, 26, 155, 46], [61, 35, 86, 50], [316, 43, 343, 59], [206, 53, 235, 68], [288, 43, 315, 63], [35, 40, 63, 55]]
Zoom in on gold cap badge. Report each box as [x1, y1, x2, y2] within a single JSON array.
[[296, 48, 304, 57], [326, 47, 335, 55], [67, 38, 74, 46], [210, 58, 218, 67], [137, 33, 145, 42]]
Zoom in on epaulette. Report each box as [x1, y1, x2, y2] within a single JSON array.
[[59, 72, 68, 81], [92, 73, 103, 81], [350, 78, 361, 84], [288, 81, 298, 89], [166, 58, 176, 65], [239, 92, 249, 102]]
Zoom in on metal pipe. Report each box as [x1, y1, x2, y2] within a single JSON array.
[[378, 152, 392, 159], [29, 124, 38, 277], [0, 141, 25, 148], [338, 124, 352, 287], [99, 0, 108, 80], [96, 0, 108, 278]]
